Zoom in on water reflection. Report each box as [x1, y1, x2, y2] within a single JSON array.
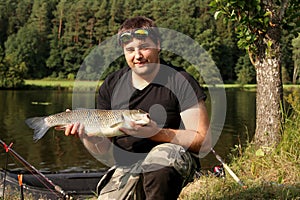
[[0, 89, 256, 171]]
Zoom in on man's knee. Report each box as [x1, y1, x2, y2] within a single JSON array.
[[141, 143, 194, 178], [143, 166, 183, 200]]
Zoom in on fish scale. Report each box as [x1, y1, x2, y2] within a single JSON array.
[[26, 109, 150, 141]]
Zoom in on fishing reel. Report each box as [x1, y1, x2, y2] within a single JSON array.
[[211, 164, 225, 178]]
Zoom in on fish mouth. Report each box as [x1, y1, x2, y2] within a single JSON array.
[[137, 113, 151, 125], [146, 113, 150, 119], [127, 110, 151, 125]]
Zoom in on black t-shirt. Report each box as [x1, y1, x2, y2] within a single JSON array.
[[97, 60, 206, 157]]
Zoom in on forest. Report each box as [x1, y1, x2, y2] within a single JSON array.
[[0, 0, 299, 88]]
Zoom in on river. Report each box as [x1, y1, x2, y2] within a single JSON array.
[[0, 89, 256, 172]]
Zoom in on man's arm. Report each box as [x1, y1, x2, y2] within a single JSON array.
[[179, 100, 211, 152], [120, 100, 211, 154]]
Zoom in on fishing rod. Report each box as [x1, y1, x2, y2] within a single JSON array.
[[211, 148, 247, 188], [0, 139, 72, 199]]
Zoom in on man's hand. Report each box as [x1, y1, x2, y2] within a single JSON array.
[[119, 119, 161, 139], [54, 109, 84, 137], [54, 109, 112, 155], [63, 122, 85, 137]]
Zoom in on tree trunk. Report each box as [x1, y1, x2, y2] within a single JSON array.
[[254, 55, 283, 148], [58, 9, 63, 40], [251, 1, 285, 149]]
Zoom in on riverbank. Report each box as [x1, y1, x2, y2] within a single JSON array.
[[179, 89, 300, 200], [179, 142, 300, 199], [24, 79, 102, 91], [24, 79, 300, 91]]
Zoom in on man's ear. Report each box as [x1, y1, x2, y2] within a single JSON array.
[[157, 41, 161, 52]]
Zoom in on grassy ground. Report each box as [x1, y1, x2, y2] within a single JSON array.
[[179, 144, 300, 200], [25, 79, 299, 90], [25, 79, 76, 88], [24, 79, 102, 91], [179, 89, 300, 200]]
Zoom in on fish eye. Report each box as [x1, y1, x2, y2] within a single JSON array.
[[137, 109, 146, 114]]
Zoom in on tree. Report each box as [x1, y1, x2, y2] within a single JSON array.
[[46, 0, 66, 77], [94, 0, 109, 44], [281, 30, 295, 83], [108, 0, 125, 35], [4, 24, 47, 78], [211, 0, 300, 148], [46, 26, 64, 77], [0, 0, 33, 47], [235, 53, 256, 85], [0, 53, 28, 88]]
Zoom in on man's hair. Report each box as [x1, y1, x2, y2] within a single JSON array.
[[118, 16, 161, 45]]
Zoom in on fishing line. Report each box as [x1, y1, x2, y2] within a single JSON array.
[[0, 139, 72, 199]]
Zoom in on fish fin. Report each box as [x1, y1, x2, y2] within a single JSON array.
[[54, 125, 67, 131], [122, 113, 133, 129], [110, 122, 123, 128], [25, 117, 50, 141]]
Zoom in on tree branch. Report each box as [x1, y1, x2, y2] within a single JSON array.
[[279, 0, 289, 21], [248, 48, 257, 66]]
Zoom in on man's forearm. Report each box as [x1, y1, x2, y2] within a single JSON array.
[[149, 128, 209, 153]]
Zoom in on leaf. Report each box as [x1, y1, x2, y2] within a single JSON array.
[[257, 5, 261, 12], [255, 149, 265, 157], [230, 9, 235, 17], [267, 40, 273, 47], [250, 162, 256, 175], [264, 11, 272, 17], [263, 17, 270, 26], [214, 11, 222, 19], [277, 176, 283, 184], [246, 36, 252, 41]]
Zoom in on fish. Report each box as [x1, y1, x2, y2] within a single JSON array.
[[25, 109, 150, 141]]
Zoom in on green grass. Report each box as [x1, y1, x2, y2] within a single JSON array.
[[25, 79, 75, 88], [180, 141, 300, 199], [25, 80, 299, 91], [25, 79, 102, 91], [179, 88, 300, 200]]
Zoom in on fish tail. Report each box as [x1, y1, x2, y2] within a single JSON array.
[[25, 117, 50, 141]]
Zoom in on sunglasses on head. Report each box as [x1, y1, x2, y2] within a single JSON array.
[[118, 29, 149, 45]]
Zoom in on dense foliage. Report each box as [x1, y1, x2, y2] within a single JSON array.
[[0, 0, 298, 88]]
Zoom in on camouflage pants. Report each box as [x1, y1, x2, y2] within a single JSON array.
[[97, 143, 196, 200]]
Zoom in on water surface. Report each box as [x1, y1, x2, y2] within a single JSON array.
[[0, 89, 256, 172]]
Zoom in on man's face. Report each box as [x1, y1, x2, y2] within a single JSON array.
[[123, 37, 161, 77]]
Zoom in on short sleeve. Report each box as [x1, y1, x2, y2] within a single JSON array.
[[97, 78, 112, 110], [177, 71, 207, 111]]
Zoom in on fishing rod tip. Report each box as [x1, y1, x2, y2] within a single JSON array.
[[238, 181, 247, 189]]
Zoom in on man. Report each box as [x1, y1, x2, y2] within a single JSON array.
[[64, 16, 211, 200]]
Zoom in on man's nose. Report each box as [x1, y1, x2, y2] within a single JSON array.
[[134, 49, 142, 59]]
